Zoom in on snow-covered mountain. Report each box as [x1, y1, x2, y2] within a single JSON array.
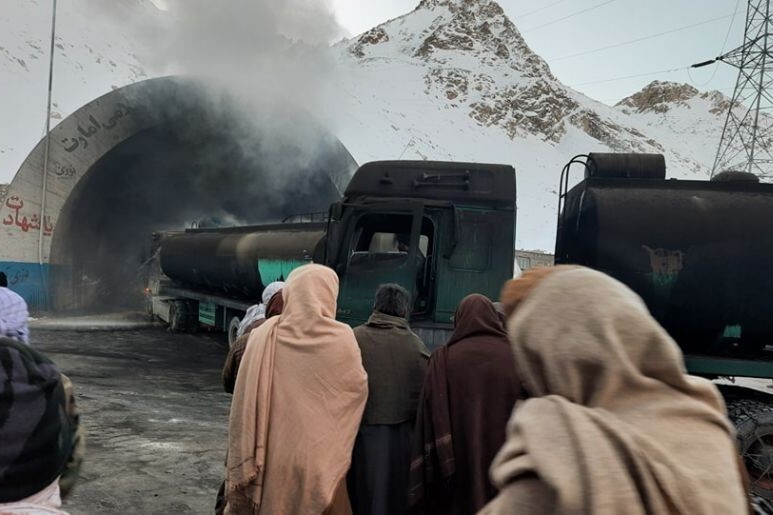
[[1, 0, 734, 250], [318, 0, 729, 248]]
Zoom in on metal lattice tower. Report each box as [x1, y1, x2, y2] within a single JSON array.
[[711, 0, 773, 178]]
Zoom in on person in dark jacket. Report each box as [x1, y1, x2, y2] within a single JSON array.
[[408, 294, 521, 515], [348, 284, 430, 515]]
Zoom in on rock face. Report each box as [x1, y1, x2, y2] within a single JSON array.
[[616, 81, 729, 114]]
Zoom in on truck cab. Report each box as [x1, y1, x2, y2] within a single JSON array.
[[319, 161, 516, 348]]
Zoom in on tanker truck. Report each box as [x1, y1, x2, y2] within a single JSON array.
[[146, 160, 516, 349], [555, 152, 773, 499]]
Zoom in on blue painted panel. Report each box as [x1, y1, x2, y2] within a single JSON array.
[[0, 261, 49, 310]]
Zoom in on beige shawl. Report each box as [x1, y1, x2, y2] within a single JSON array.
[[225, 264, 368, 514], [483, 267, 748, 515]]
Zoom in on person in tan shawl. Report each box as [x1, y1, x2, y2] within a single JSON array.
[[225, 264, 368, 515], [482, 266, 749, 515]]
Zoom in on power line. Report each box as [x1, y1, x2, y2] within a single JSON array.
[[513, 0, 570, 20], [524, 0, 620, 31], [687, 0, 742, 87], [569, 66, 689, 87], [718, 0, 743, 55], [547, 11, 743, 62]]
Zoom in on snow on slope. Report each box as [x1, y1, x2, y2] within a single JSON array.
[[319, 0, 728, 249], [0, 0, 159, 181], [2, 0, 735, 250], [615, 81, 731, 175]]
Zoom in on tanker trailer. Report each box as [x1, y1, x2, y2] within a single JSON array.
[[146, 222, 326, 342], [555, 152, 773, 498], [146, 159, 517, 349]]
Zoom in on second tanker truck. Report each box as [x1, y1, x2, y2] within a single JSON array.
[[556, 152, 773, 499]]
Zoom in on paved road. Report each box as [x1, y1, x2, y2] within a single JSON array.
[[33, 327, 231, 514]]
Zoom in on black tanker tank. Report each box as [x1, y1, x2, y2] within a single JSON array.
[[556, 153, 773, 360], [158, 223, 326, 301]]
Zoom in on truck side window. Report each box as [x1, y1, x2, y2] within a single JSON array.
[[349, 213, 414, 266], [347, 213, 436, 316]]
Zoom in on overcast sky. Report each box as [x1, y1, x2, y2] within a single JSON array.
[[332, 0, 745, 104]]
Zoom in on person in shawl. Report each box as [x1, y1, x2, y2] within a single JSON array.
[[222, 289, 285, 394], [0, 294, 83, 508], [408, 294, 521, 515], [0, 285, 29, 345], [481, 266, 748, 515], [216, 288, 285, 514], [235, 281, 285, 339], [0, 337, 75, 514], [225, 264, 368, 515], [348, 283, 430, 515]]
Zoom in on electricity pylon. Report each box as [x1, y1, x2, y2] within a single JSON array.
[[695, 0, 773, 178]]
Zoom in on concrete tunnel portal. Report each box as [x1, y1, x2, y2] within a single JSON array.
[[1, 77, 356, 311]]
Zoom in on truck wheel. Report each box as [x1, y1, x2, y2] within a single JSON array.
[[227, 316, 241, 348], [727, 398, 773, 499], [168, 301, 185, 332]]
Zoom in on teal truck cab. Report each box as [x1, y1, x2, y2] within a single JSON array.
[[147, 160, 516, 350]]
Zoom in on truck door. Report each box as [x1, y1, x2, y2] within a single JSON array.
[[335, 201, 424, 326], [434, 207, 514, 324]]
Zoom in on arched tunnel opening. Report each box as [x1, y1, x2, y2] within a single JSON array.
[[48, 85, 355, 312]]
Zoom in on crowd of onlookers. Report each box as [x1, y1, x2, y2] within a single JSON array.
[[216, 264, 760, 514], [1, 265, 771, 514]]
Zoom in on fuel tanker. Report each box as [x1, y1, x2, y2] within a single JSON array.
[[146, 160, 517, 349], [556, 152, 773, 498]]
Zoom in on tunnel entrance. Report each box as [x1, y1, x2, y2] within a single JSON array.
[[48, 90, 355, 312]]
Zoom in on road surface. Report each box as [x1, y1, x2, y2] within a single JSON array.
[[33, 326, 231, 514], [28, 322, 773, 513]]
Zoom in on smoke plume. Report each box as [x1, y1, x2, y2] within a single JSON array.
[[50, 0, 357, 312]]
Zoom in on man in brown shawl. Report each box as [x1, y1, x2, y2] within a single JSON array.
[[408, 294, 521, 514], [225, 264, 368, 515], [217, 290, 286, 514], [348, 283, 430, 515], [482, 266, 748, 514], [222, 289, 284, 394]]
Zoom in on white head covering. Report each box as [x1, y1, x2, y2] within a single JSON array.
[[236, 282, 285, 338], [0, 287, 30, 345], [261, 281, 285, 305]]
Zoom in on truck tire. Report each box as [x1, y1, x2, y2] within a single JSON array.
[[727, 398, 773, 499], [168, 300, 198, 333], [228, 316, 241, 348]]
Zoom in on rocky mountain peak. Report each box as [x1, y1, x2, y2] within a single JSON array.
[[616, 81, 701, 113], [349, 0, 552, 79], [342, 0, 670, 149]]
